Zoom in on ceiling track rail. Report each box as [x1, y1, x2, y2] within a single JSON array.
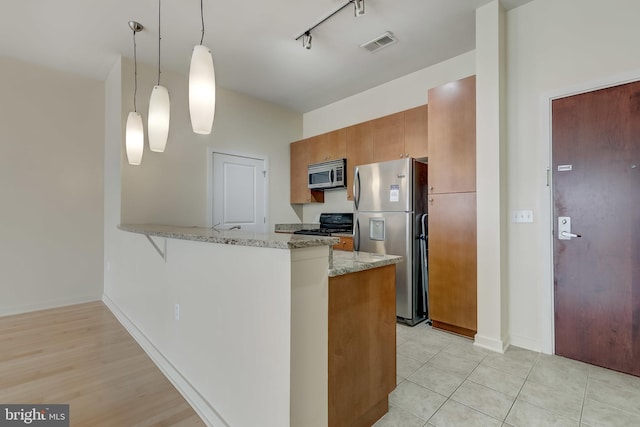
[[295, 0, 356, 41]]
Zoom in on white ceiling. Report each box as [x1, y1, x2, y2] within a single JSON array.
[[0, 0, 532, 113]]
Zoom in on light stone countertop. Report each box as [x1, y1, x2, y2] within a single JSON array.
[[118, 224, 398, 275], [118, 224, 339, 250], [329, 251, 401, 277], [274, 223, 319, 233]]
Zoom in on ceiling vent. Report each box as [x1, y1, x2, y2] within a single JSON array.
[[360, 31, 398, 53]]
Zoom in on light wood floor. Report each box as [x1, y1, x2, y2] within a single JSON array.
[[0, 302, 205, 426]]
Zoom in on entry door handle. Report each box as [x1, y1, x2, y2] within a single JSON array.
[[561, 231, 581, 238], [558, 217, 582, 240]]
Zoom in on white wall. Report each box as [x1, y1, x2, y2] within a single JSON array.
[[301, 51, 476, 223], [475, 1, 509, 352], [303, 51, 476, 138], [506, 0, 640, 350], [104, 231, 330, 427], [0, 58, 104, 315], [104, 58, 122, 298], [120, 58, 303, 229]]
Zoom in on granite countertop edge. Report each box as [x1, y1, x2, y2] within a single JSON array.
[[118, 224, 339, 250], [329, 251, 402, 277]]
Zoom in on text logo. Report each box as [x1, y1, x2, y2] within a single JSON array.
[[0, 405, 69, 426]]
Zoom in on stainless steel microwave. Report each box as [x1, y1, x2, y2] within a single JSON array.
[[308, 159, 347, 190]]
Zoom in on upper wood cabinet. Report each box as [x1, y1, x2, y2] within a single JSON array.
[[290, 139, 324, 204], [289, 104, 428, 204], [404, 105, 428, 159], [345, 121, 374, 200], [371, 107, 428, 163], [308, 129, 346, 164], [427, 75, 476, 194], [372, 112, 405, 163]]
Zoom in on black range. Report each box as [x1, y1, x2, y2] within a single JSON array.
[[294, 213, 353, 236]]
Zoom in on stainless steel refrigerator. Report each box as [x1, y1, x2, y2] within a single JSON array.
[[353, 158, 428, 325]]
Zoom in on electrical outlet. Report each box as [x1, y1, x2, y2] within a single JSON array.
[[174, 303, 180, 320]]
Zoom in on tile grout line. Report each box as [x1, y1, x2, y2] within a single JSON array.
[[579, 366, 591, 426], [423, 349, 470, 427], [425, 348, 510, 425], [401, 333, 485, 426], [502, 351, 540, 424]]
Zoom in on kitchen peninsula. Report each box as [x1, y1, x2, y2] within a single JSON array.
[[113, 224, 400, 427]]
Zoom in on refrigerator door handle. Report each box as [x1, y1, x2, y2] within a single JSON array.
[[354, 218, 360, 252], [354, 167, 361, 210]]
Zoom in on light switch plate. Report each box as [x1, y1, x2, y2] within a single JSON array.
[[512, 210, 534, 223]]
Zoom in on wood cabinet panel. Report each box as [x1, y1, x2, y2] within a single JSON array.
[[307, 134, 328, 165], [428, 192, 477, 336], [428, 75, 476, 194], [327, 128, 347, 161], [372, 112, 405, 163], [346, 121, 374, 200], [290, 140, 324, 204], [332, 236, 353, 251], [308, 129, 346, 164], [329, 265, 396, 427], [404, 104, 428, 159]]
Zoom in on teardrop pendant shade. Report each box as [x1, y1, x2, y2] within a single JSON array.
[[148, 85, 170, 152], [189, 45, 216, 135], [126, 111, 144, 165]]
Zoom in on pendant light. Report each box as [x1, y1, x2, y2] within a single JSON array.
[[126, 21, 144, 166], [189, 0, 216, 135], [148, 0, 170, 152]]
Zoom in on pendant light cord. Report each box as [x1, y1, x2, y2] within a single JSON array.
[[199, 0, 205, 45], [132, 29, 138, 112], [157, 0, 161, 85]]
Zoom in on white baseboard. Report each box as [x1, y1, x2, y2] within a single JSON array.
[[102, 294, 229, 427], [509, 334, 544, 354], [0, 295, 101, 317], [474, 333, 509, 353]]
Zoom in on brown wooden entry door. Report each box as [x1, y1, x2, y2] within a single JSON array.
[[552, 81, 640, 376]]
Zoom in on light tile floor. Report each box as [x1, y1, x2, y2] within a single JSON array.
[[374, 323, 640, 427]]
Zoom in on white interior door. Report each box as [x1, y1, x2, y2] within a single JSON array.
[[212, 152, 267, 233]]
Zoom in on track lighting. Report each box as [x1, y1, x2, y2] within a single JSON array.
[[296, 0, 365, 50], [302, 32, 312, 50], [125, 21, 144, 166]]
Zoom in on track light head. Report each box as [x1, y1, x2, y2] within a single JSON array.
[[353, 0, 365, 17], [303, 31, 312, 50]]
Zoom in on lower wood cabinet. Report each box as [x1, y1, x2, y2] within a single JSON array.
[[329, 265, 396, 427], [428, 192, 477, 337], [332, 236, 353, 251]]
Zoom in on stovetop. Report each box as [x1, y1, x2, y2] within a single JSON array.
[[293, 213, 353, 236]]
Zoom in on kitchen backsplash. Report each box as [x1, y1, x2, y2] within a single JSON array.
[[302, 188, 353, 223]]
